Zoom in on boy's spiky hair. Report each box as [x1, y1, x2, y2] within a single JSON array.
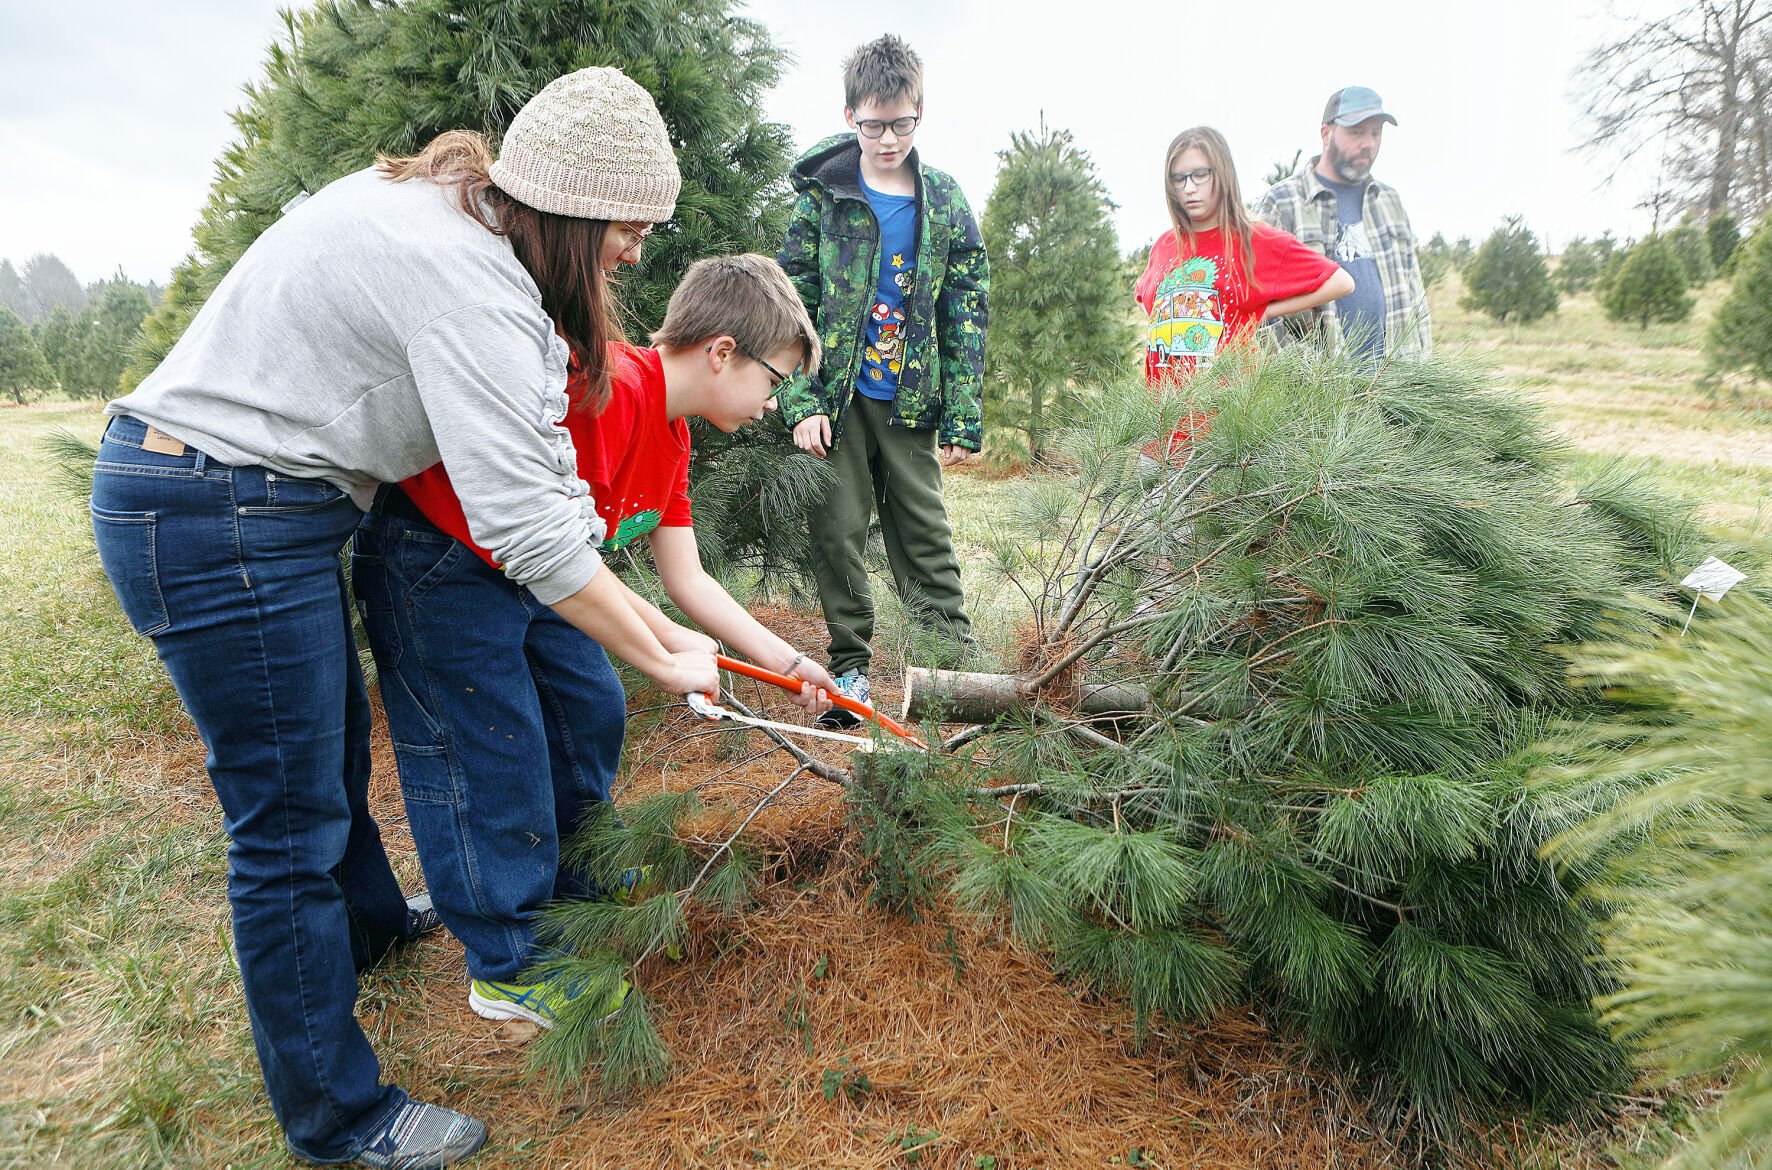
[[843, 34, 923, 110], [651, 254, 821, 376]]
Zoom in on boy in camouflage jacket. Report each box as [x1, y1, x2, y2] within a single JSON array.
[[775, 34, 988, 726]]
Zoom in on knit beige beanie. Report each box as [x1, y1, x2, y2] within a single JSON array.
[[490, 67, 681, 221]]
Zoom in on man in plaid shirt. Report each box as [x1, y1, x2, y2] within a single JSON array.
[[1255, 87, 1431, 362]]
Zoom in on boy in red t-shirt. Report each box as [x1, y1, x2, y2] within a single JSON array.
[[353, 255, 837, 1029]]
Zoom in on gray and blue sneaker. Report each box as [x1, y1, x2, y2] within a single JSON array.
[[405, 892, 442, 940], [352, 1099, 487, 1169], [813, 670, 869, 730]]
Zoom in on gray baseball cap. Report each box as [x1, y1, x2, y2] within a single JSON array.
[[1322, 86, 1398, 127]]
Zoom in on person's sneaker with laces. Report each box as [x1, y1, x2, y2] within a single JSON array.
[[405, 892, 442, 940], [469, 973, 630, 1029], [352, 1098, 486, 1169], [813, 670, 869, 730]]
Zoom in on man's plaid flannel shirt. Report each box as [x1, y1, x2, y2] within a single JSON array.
[[1254, 160, 1432, 358]]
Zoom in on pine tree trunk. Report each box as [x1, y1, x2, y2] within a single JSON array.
[[902, 667, 1151, 724]]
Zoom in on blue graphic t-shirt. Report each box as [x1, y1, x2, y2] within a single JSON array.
[[857, 176, 918, 401], [1320, 175, 1385, 361]]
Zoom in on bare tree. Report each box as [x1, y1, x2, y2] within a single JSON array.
[[1576, 0, 1772, 221]]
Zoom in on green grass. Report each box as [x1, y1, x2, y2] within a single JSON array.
[[1434, 272, 1772, 530], [2, 288, 1767, 1168]]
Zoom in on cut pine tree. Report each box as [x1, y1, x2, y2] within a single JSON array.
[[849, 343, 1729, 1131]]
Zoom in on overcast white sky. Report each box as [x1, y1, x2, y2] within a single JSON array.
[[1, 0, 1665, 286]]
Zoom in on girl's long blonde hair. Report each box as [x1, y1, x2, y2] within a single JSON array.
[[378, 130, 624, 415], [1162, 126, 1257, 290]]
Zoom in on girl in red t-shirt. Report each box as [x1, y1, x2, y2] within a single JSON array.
[[1136, 126, 1352, 388]]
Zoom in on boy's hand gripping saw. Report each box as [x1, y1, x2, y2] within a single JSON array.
[[685, 654, 930, 752]]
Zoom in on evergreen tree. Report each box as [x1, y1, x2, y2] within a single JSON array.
[[0, 260, 22, 316], [1707, 211, 1741, 269], [20, 254, 85, 324], [76, 280, 154, 399], [1555, 236, 1603, 294], [1550, 592, 1772, 1170], [33, 304, 81, 394], [1602, 235, 1694, 327], [1707, 219, 1772, 384], [980, 125, 1130, 462], [1665, 221, 1715, 285], [1418, 232, 1454, 289], [0, 306, 54, 404], [1450, 235, 1475, 269], [1461, 216, 1558, 324]]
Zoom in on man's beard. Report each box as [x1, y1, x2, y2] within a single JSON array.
[[1325, 140, 1372, 183]]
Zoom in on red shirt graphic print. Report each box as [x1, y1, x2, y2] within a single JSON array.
[[1135, 224, 1339, 386]]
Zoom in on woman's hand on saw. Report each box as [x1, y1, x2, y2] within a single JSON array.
[[653, 650, 719, 699]]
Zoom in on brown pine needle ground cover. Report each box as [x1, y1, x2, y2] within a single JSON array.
[[359, 649, 1408, 1170]]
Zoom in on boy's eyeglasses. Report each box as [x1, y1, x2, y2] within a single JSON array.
[[855, 115, 920, 139], [1170, 167, 1215, 189], [739, 345, 794, 389]]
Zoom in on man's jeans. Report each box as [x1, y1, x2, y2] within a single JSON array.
[[90, 416, 410, 1163], [352, 499, 625, 983]]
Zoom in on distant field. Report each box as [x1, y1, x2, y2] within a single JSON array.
[[1433, 272, 1772, 528]]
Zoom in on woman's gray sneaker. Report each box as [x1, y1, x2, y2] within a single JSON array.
[[353, 1100, 487, 1169], [405, 892, 442, 939]]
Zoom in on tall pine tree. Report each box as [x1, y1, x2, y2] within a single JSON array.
[[77, 280, 154, 399], [116, 0, 826, 583], [981, 125, 1130, 462], [33, 305, 81, 395]]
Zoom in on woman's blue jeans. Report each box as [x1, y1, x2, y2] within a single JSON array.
[[351, 499, 625, 983], [90, 416, 410, 1164]]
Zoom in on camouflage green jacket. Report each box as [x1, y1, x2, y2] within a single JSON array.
[[774, 135, 988, 451]]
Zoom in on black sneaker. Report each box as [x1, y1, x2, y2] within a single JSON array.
[[813, 671, 868, 730]]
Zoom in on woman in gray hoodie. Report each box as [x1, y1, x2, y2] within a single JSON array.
[[90, 67, 710, 1169]]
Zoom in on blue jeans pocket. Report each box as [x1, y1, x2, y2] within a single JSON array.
[[237, 471, 350, 515], [90, 504, 171, 636], [390, 739, 457, 805]]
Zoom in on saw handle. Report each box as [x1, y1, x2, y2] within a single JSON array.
[[713, 654, 930, 750]]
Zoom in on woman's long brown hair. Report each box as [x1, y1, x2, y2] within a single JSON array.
[[378, 130, 622, 414], [1162, 126, 1258, 290]]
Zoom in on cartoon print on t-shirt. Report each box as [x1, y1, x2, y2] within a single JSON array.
[[1147, 255, 1227, 377], [605, 508, 663, 552], [869, 301, 907, 376]]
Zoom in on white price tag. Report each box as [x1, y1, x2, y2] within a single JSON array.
[[1681, 556, 1746, 602]]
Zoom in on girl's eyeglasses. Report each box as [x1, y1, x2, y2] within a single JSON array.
[[1170, 167, 1215, 189]]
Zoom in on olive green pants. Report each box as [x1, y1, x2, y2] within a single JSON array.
[[812, 393, 973, 676]]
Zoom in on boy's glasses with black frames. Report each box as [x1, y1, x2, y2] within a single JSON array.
[[739, 345, 796, 389], [855, 115, 921, 138]]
